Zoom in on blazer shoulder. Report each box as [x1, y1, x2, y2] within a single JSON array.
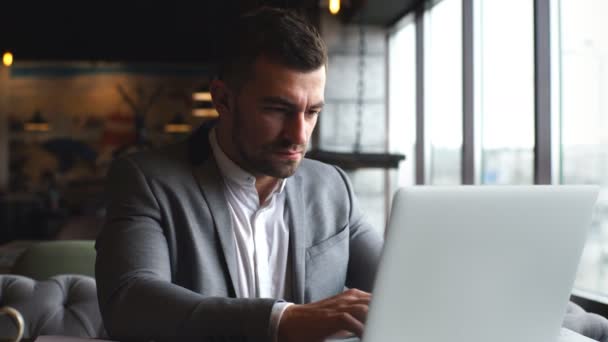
[[111, 142, 190, 179], [299, 158, 351, 190], [300, 158, 343, 177]]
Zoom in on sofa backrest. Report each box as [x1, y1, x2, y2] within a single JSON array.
[[10, 240, 96, 280]]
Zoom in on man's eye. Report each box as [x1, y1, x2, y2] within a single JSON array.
[[306, 110, 321, 118]]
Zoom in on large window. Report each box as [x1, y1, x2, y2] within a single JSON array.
[[424, 0, 463, 185], [476, 0, 535, 185], [559, 0, 608, 296], [389, 15, 417, 188], [388, 0, 608, 300]]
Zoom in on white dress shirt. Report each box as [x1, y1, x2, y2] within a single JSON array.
[[209, 129, 293, 339]]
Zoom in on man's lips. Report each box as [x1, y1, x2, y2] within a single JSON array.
[[274, 149, 304, 160]]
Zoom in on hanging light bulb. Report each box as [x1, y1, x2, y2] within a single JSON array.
[[329, 0, 340, 15], [2, 52, 13, 67]]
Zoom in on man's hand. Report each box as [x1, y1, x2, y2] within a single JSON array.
[[277, 288, 371, 342]]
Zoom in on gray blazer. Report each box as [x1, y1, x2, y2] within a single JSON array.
[[95, 122, 384, 341]]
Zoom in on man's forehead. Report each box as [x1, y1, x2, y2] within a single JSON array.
[[251, 56, 326, 82], [246, 58, 325, 100]]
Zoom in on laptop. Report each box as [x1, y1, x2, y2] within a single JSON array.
[[339, 186, 599, 342]]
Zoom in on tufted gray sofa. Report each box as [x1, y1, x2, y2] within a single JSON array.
[[0, 274, 106, 340], [1, 273, 608, 341], [564, 301, 608, 342]]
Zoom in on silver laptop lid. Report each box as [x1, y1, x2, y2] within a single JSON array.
[[363, 186, 599, 342]]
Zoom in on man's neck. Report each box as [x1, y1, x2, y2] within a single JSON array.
[[215, 127, 280, 205], [255, 176, 281, 205]]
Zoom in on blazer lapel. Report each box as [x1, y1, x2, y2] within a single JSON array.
[[189, 122, 239, 297], [286, 174, 307, 304]]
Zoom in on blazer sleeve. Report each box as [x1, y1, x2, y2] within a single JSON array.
[[95, 156, 276, 342], [333, 166, 384, 292]]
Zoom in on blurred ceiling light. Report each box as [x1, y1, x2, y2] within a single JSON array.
[[165, 124, 191, 133], [24, 111, 51, 132], [193, 108, 219, 118], [24, 122, 50, 132], [192, 91, 212, 101], [164, 113, 192, 134], [192, 87, 217, 118], [329, 0, 340, 15], [2, 52, 13, 67]]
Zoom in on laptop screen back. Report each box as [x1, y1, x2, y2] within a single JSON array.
[[363, 186, 598, 342]]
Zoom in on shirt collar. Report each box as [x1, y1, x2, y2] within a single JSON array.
[[209, 128, 286, 194]]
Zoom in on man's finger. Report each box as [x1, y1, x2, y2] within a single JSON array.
[[340, 303, 369, 324], [330, 312, 365, 337], [342, 288, 371, 300], [331, 296, 371, 309], [325, 288, 370, 303], [328, 330, 357, 339]]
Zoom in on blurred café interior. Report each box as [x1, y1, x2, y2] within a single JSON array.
[[0, 0, 410, 256], [2, 0, 608, 324]]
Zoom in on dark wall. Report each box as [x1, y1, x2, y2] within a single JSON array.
[[0, 2, 235, 63], [0, 1, 319, 63]]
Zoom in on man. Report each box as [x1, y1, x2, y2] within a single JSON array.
[[96, 7, 383, 342]]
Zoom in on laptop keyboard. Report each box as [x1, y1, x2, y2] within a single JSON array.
[[324, 328, 594, 342]]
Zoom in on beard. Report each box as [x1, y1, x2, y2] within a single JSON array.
[[232, 104, 306, 179]]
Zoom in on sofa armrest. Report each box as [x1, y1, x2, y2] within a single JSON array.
[[564, 301, 608, 342], [0, 274, 105, 340]]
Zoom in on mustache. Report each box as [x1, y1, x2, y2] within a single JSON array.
[[268, 139, 306, 153]]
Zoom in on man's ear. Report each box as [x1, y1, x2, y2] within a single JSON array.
[[210, 79, 232, 117]]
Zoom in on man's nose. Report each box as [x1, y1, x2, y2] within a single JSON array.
[[284, 112, 307, 146]]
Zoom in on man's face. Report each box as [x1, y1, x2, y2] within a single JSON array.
[[219, 56, 325, 179]]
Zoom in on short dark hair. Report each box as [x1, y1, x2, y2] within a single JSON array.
[[216, 7, 328, 88]]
